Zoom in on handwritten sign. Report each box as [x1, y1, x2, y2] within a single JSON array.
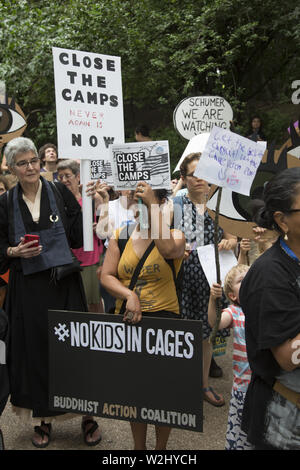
[[52, 47, 124, 176], [197, 244, 238, 287], [173, 96, 233, 140], [111, 141, 171, 190], [193, 126, 265, 196]]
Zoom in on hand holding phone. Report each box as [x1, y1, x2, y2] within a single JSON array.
[[24, 234, 40, 247]]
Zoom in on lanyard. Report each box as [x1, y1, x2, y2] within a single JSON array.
[[280, 237, 300, 263]]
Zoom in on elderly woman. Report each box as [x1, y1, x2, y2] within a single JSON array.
[[240, 167, 300, 450], [57, 159, 104, 313], [0, 137, 101, 448], [100, 182, 185, 450]]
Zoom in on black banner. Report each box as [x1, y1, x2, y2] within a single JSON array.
[[48, 311, 203, 432]]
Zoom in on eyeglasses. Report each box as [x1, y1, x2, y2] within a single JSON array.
[[58, 173, 75, 181], [285, 209, 300, 214], [15, 157, 40, 168]]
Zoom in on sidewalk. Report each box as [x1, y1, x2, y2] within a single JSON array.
[[0, 337, 233, 451]]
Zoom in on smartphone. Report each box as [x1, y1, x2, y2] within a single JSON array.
[[24, 234, 40, 247]]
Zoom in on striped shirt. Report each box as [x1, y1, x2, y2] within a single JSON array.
[[224, 304, 252, 392]]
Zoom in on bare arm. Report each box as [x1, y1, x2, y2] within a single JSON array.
[[219, 231, 238, 251], [100, 237, 142, 323], [207, 283, 232, 329]]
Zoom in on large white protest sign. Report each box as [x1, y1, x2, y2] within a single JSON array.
[[194, 126, 265, 196], [173, 133, 210, 173], [197, 244, 237, 287], [111, 141, 171, 190], [52, 47, 124, 171], [173, 96, 233, 141], [52, 47, 124, 250]]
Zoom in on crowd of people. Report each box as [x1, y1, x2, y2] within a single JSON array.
[[0, 122, 299, 451]]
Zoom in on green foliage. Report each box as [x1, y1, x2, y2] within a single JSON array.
[[0, 0, 299, 152]]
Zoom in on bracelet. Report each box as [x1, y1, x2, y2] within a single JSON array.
[[8, 247, 14, 257]]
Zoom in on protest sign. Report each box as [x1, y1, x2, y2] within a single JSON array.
[[173, 133, 210, 173], [52, 47, 125, 249], [52, 47, 124, 173], [197, 244, 238, 287], [173, 96, 233, 140], [0, 82, 27, 146], [48, 310, 203, 432], [194, 126, 265, 196], [111, 141, 171, 190]]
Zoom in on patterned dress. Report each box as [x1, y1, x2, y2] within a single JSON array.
[[179, 195, 230, 340]]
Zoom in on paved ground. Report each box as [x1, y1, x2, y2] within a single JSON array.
[[0, 337, 233, 452]]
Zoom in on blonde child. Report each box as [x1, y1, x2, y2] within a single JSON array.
[[208, 264, 253, 450]]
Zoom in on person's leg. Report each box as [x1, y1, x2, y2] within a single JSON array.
[[130, 422, 148, 450], [88, 301, 104, 313], [202, 339, 224, 406], [81, 416, 102, 446], [155, 425, 172, 450], [31, 421, 52, 448]]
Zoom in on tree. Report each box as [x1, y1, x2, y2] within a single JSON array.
[[1, 0, 299, 167]]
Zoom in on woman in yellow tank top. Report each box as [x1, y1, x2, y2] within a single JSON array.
[[101, 182, 185, 450]]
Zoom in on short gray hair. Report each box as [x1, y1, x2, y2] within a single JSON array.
[[57, 159, 80, 176], [5, 137, 38, 167]]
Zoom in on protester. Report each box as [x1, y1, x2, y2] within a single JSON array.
[[0, 137, 101, 448], [135, 124, 151, 142], [247, 115, 266, 142], [100, 182, 185, 449], [0, 154, 9, 175], [0, 175, 10, 195], [57, 159, 104, 313], [38, 143, 59, 181], [173, 153, 237, 407], [208, 264, 253, 450], [240, 167, 300, 450], [0, 177, 9, 309], [0, 307, 9, 450]]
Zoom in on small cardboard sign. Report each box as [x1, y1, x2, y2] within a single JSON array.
[[173, 96, 233, 140], [194, 126, 265, 196], [111, 141, 171, 190], [48, 311, 203, 432]]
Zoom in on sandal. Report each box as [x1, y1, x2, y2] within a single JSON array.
[[31, 421, 52, 448], [203, 387, 225, 407], [0, 429, 4, 450], [81, 419, 102, 447]]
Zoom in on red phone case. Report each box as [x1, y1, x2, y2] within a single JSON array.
[[24, 234, 40, 247]]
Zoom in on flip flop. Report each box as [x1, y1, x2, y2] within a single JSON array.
[[203, 387, 225, 407], [31, 421, 52, 448], [81, 419, 102, 447]]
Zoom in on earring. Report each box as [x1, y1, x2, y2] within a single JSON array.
[[284, 232, 288, 241]]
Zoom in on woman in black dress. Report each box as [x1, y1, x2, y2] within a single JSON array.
[[0, 137, 101, 447]]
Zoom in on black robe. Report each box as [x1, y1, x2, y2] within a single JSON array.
[[0, 178, 88, 417]]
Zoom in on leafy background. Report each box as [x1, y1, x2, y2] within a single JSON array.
[[1, 0, 300, 171]]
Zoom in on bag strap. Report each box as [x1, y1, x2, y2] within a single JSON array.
[[119, 239, 155, 316]]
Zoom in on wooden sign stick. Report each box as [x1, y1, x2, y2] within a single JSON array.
[[210, 186, 223, 345]]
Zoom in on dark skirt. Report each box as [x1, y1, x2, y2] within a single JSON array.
[[6, 266, 88, 418]]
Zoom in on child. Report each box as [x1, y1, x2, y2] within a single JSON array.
[[208, 264, 253, 450]]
